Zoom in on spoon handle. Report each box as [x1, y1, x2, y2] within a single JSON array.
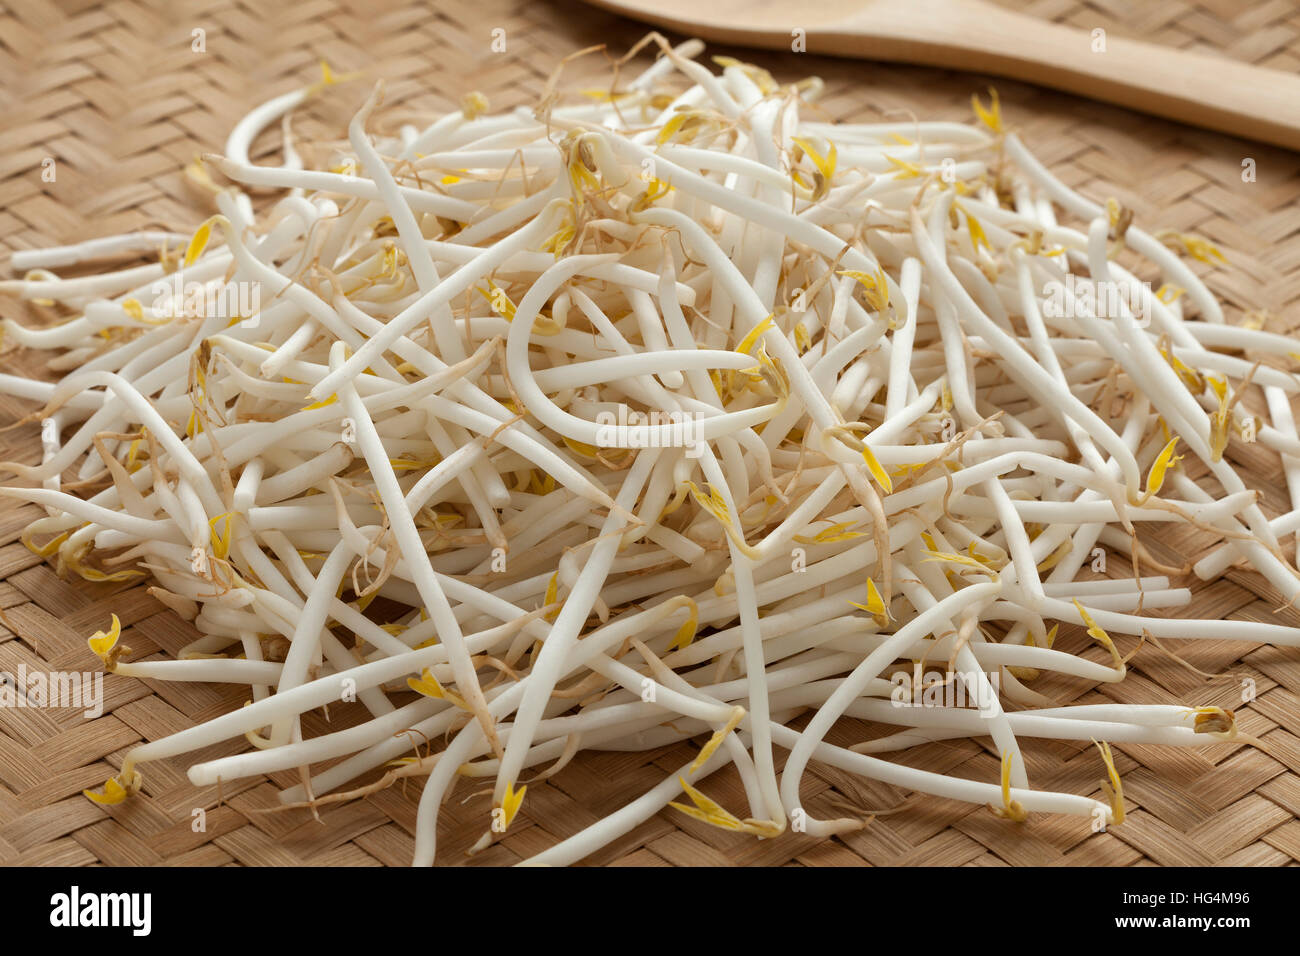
[[839, 0, 1300, 151], [584, 0, 1300, 150]]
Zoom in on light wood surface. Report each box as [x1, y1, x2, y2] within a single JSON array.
[[583, 0, 1300, 151]]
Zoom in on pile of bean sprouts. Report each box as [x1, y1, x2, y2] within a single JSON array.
[[3, 36, 1297, 866]]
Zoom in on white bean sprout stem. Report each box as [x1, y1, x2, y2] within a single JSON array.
[[1, 38, 1292, 864]]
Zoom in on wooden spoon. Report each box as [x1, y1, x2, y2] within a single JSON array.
[[582, 0, 1300, 151]]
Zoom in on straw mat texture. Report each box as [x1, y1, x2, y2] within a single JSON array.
[[1, 0, 1299, 866]]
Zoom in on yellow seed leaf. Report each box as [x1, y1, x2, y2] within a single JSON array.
[[1073, 599, 1124, 670], [209, 513, 233, 560], [736, 314, 775, 355], [1144, 436, 1181, 499], [791, 135, 838, 182], [794, 323, 811, 354], [87, 613, 123, 658], [407, 668, 469, 709], [184, 217, 216, 268], [923, 549, 991, 572], [1093, 739, 1125, 825], [971, 87, 1003, 133], [667, 608, 698, 652], [691, 707, 744, 772], [23, 529, 69, 558], [838, 268, 891, 314], [861, 443, 893, 494], [460, 90, 489, 119], [883, 155, 923, 179], [500, 780, 527, 829], [990, 750, 1027, 821], [656, 112, 692, 146], [670, 777, 746, 833], [562, 435, 600, 459], [302, 393, 338, 411], [543, 572, 561, 622], [965, 212, 990, 255], [83, 776, 130, 806], [813, 521, 865, 544], [850, 576, 890, 621]]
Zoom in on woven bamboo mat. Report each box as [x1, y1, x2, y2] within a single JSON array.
[[2, 0, 1300, 867]]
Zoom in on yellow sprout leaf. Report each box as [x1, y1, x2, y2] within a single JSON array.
[[1156, 284, 1184, 305], [477, 281, 517, 320], [1143, 436, 1181, 500], [972, 87, 1003, 133], [990, 750, 1026, 821], [1193, 705, 1236, 738], [1159, 348, 1203, 393], [965, 212, 991, 255], [500, 780, 527, 830], [1073, 599, 1125, 671], [543, 572, 561, 622], [630, 177, 673, 212], [861, 443, 893, 494], [667, 604, 699, 652], [122, 298, 145, 321], [1094, 739, 1125, 825], [656, 111, 695, 146], [686, 481, 731, 524], [562, 435, 601, 459], [23, 528, 69, 558], [460, 90, 489, 119], [923, 549, 991, 572], [407, 668, 469, 710], [811, 521, 866, 544], [83, 773, 140, 806], [883, 155, 923, 179], [849, 576, 890, 621], [794, 323, 811, 354], [87, 613, 123, 659], [308, 60, 363, 96], [301, 393, 337, 412], [184, 217, 218, 268], [669, 777, 747, 832], [691, 706, 745, 773], [1206, 376, 1231, 462], [838, 268, 890, 314], [791, 135, 838, 183], [736, 314, 775, 356], [1164, 232, 1227, 266], [209, 513, 233, 561], [68, 548, 145, 582]]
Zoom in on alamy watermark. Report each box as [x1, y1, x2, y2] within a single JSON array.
[[890, 663, 1001, 717], [593, 406, 704, 457], [1041, 274, 1156, 326], [50, 886, 151, 936], [0, 665, 103, 718], [149, 273, 260, 325]]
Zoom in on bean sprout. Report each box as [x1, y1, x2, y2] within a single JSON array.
[[1, 38, 1292, 865]]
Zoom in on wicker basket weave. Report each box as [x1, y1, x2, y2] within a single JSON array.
[[1, 0, 1299, 867]]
